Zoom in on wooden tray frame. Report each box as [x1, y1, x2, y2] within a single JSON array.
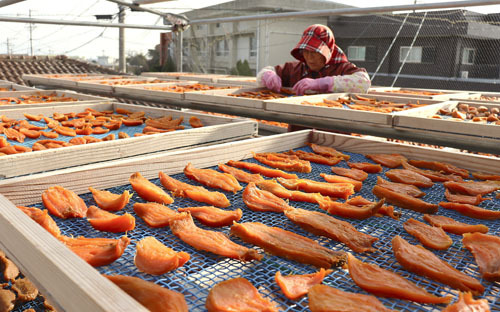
[[393, 100, 500, 139], [0, 89, 113, 109], [1, 129, 500, 311], [115, 82, 241, 101], [265, 93, 444, 126], [75, 78, 179, 93], [212, 76, 257, 87], [0, 102, 257, 178], [185, 87, 287, 109], [0, 82, 37, 91], [369, 87, 479, 100], [450, 92, 500, 105], [22, 74, 131, 88], [141, 72, 231, 83]]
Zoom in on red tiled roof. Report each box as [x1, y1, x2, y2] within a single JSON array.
[[0, 54, 124, 85]]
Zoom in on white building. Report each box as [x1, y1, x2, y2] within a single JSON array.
[[178, 0, 352, 75]]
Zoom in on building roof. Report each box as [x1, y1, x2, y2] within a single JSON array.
[[0, 54, 123, 85], [329, 9, 500, 39], [185, 0, 352, 20]]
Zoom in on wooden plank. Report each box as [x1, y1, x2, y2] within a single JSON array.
[[0, 89, 113, 109], [76, 78, 178, 93], [186, 87, 284, 109], [450, 93, 500, 105], [215, 76, 257, 87], [112, 82, 233, 101], [266, 93, 443, 126], [140, 72, 230, 83], [369, 87, 476, 100], [0, 83, 37, 91], [0, 195, 148, 312], [394, 101, 500, 139], [0, 102, 257, 178]]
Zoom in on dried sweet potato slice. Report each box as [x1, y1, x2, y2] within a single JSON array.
[[441, 292, 490, 312], [17, 205, 61, 237], [105, 274, 188, 312], [275, 268, 331, 300], [54, 125, 76, 137], [129, 172, 173, 205], [206, 278, 278, 312], [42, 185, 88, 219], [89, 187, 130, 211], [188, 116, 204, 128], [87, 205, 135, 233], [133, 202, 178, 228], [18, 127, 41, 139], [3, 127, 25, 142], [308, 284, 396, 312], [177, 206, 242, 227], [134, 236, 190, 275], [59, 235, 130, 267]]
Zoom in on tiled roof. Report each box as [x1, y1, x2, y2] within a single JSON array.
[[0, 54, 163, 107], [0, 54, 123, 85]]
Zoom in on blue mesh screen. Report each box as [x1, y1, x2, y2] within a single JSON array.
[[13, 145, 500, 311]]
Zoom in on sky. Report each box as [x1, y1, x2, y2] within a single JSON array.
[[1, 0, 500, 60]]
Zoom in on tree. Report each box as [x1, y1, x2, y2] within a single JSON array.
[[126, 53, 149, 75], [230, 60, 253, 76]]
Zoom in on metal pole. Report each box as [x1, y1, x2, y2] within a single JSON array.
[[118, 5, 126, 73], [0, 16, 174, 30], [189, 0, 500, 24], [29, 9, 33, 56]]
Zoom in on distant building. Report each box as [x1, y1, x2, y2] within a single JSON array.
[[329, 9, 500, 90], [177, 0, 352, 75]]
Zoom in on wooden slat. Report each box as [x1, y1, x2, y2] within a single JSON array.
[[0, 195, 147, 312], [368, 87, 476, 100]]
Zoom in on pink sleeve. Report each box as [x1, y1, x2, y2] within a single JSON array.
[[330, 71, 371, 93]]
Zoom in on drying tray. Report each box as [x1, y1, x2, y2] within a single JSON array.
[[265, 93, 444, 126], [393, 100, 500, 139], [0, 90, 112, 109], [22, 74, 133, 88], [368, 87, 479, 100], [0, 130, 499, 312], [0, 82, 37, 92], [0, 102, 257, 179], [450, 92, 500, 105], [75, 78, 180, 93], [185, 87, 296, 110], [141, 72, 232, 83], [211, 76, 257, 87]]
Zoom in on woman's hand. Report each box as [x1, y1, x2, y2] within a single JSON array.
[[261, 71, 282, 93], [293, 76, 333, 95]]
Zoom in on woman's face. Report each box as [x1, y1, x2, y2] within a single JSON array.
[[302, 49, 326, 72]]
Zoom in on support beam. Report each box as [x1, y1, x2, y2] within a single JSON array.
[[118, 5, 126, 73], [0, 0, 25, 9], [133, 0, 174, 4], [0, 16, 174, 30]]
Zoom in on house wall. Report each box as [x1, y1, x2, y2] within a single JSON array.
[[181, 17, 326, 75]]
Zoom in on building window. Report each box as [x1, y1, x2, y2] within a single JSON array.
[[400, 46, 422, 63], [462, 48, 475, 65], [216, 39, 229, 56], [348, 46, 366, 61], [348, 46, 377, 62], [249, 36, 257, 57], [421, 46, 436, 64]]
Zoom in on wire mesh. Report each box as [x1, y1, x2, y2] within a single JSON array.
[[13, 144, 500, 311], [175, 3, 500, 93]]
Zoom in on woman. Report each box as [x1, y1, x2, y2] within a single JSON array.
[[257, 24, 370, 95]]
